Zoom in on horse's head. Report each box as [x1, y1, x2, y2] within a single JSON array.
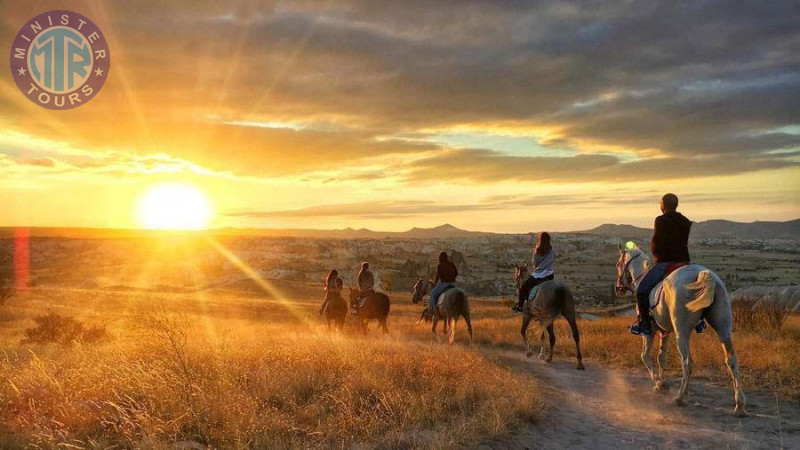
[[411, 277, 429, 304], [513, 261, 529, 292], [615, 243, 647, 297]]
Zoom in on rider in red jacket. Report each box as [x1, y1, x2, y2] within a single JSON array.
[[630, 194, 705, 336]]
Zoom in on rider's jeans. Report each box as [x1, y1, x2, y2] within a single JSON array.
[[429, 283, 454, 311], [635, 262, 671, 321]]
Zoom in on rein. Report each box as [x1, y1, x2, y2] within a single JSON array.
[[617, 252, 646, 294]]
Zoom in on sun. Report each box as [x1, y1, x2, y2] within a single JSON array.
[[137, 183, 213, 230]]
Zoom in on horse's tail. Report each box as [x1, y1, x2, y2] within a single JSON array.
[[552, 283, 567, 318], [381, 293, 391, 316], [454, 289, 468, 315], [683, 269, 716, 313]]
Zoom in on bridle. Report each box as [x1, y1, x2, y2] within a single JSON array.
[[411, 279, 431, 304], [615, 251, 646, 294], [514, 264, 529, 293]]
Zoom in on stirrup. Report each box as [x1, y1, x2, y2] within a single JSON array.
[[629, 321, 653, 336], [695, 319, 706, 333]]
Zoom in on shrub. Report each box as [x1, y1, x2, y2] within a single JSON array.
[[0, 278, 13, 306], [22, 313, 108, 345], [732, 295, 789, 336]]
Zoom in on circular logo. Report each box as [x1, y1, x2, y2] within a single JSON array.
[[10, 10, 110, 110]]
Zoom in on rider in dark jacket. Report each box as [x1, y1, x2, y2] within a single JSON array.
[[429, 252, 458, 314], [630, 193, 694, 336]]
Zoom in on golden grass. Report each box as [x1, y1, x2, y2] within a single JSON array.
[[0, 290, 538, 449], [420, 306, 800, 401], [1, 287, 798, 448]]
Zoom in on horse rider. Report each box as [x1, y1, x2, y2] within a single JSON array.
[[428, 251, 458, 316], [512, 232, 555, 314], [630, 193, 705, 336], [318, 269, 341, 316], [355, 262, 374, 313]]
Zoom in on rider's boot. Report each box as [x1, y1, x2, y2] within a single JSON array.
[[629, 319, 653, 336], [630, 293, 653, 336], [695, 318, 706, 333]]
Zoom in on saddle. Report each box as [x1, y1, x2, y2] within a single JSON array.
[[649, 262, 690, 309], [665, 262, 688, 277], [527, 285, 541, 302], [440, 284, 456, 296]]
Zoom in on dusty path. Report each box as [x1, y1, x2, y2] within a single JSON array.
[[481, 350, 800, 450]]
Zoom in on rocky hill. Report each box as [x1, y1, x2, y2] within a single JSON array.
[[577, 219, 800, 240]]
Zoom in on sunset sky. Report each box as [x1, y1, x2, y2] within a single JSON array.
[[2, 0, 798, 232]]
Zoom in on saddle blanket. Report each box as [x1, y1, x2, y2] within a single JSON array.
[[527, 285, 541, 301], [649, 262, 690, 309]]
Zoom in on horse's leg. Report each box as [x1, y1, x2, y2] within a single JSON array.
[[673, 332, 692, 406], [448, 315, 457, 345], [544, 323, 555, 363], [654, 334, 669, 391], [720, 336, 747, 417], [564, 312, 584, 370], [539, 328, 547, 360], [432, 315, 440, 343], [380, 317, 389, 335], [641, 333, 656, 384], [463, 311, 473, 347], [706, 290, 747, 417], [521, 314, 534, 357]]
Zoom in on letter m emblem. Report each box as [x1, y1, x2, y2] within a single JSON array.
[[14, 48, 25, 59]]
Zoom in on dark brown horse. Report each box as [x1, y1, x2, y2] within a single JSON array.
[[324, 292, 347, 331], [348, 288, 390, 335]]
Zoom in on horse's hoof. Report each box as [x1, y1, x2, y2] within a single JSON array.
[[576, 363, 585, 370], [544, 357, 553, 364], [538, 353, 547, 361], [654, 381, 670, 392], [526, 351, 534, 358], [733, 407, 748, 418], [674, 397, 686, 407]]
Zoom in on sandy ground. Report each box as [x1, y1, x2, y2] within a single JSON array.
[[481, 350, 800, 450]]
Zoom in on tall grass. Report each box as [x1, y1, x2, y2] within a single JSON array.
[[0, 313, 538, 449], [731, 296, 790, 336]]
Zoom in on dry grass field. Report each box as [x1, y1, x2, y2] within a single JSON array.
[[1, 281, 798, 448], [0, 287, 541, 449]]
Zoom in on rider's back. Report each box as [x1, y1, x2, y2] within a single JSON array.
[[651, 211, 691, 263]]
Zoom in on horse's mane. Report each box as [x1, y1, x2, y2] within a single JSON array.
[[626, 247, 651, 267]]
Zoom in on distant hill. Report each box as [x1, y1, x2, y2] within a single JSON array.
[[692, 219, 800, 239], [0, 223, 493, 240], [2, 219, 797, 240], [575, 223, 651, 239], [578, 219, 800, 240]]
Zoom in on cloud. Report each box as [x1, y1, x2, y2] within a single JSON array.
[[404, 148, 798, 183], [226, 200, 496, 219], [2, 0, 798, 183]]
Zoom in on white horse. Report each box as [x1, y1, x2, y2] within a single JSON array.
[[615, 245, 747, 416]]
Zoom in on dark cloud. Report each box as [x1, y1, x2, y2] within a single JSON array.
[[405, 148, 798, 183], [2, 0, 798, 180]]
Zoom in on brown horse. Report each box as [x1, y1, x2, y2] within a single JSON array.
[[412, 279, 473, 345], [513, 262, 584, 369], [324, 292, 347, 331], [348, 288, 390, 335]]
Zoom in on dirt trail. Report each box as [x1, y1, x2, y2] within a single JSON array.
[[482, 350, 800, 450]]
